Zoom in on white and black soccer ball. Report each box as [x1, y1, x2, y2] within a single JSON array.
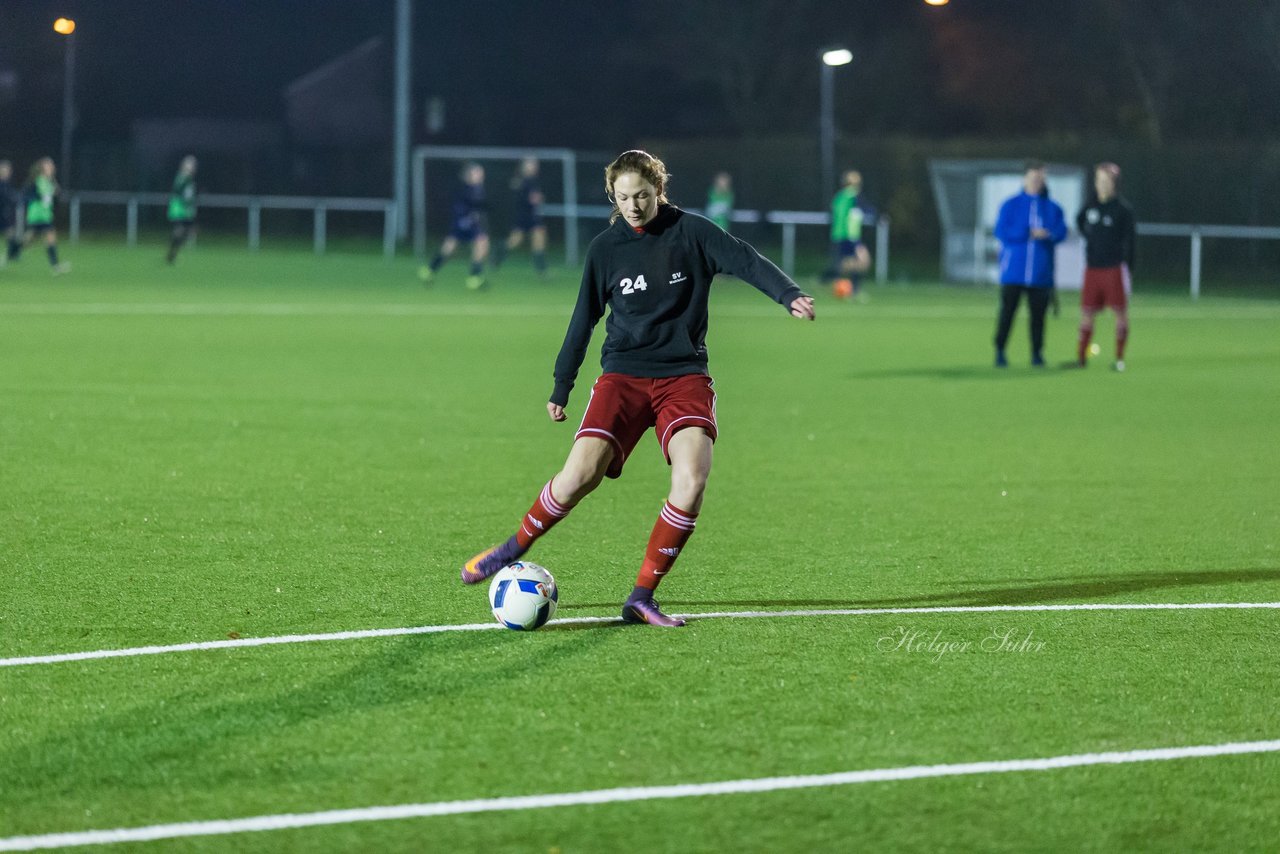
[[488, 561, 558, 631]]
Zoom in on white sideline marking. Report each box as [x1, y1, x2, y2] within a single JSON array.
[[1, 739, 1277, 851], [2, 602, 1278, 670]]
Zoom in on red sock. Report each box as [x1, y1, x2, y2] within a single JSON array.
[[1077, 324, 1094, 363], [635, 501, 698, 591], [515, 481, 571, 550], [1116, 322, 1129, 360]]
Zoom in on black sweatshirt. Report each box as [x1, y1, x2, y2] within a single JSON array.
[[551, 205, 806, 407], [1076, 196, 1136, 272]]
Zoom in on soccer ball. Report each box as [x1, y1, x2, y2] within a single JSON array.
[[488, 561, 558, 631]]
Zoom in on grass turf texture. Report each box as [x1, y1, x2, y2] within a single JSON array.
[[2, 242, 1279, 851]]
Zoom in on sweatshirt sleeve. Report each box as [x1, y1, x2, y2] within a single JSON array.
[[550, 249, 607, 407], [993, 198, 1025, 245], [693, 215, 806, 309]]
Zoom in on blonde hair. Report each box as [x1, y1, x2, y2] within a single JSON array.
[[605, 150, 669, 223]]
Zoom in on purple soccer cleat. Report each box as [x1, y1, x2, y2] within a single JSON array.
[[621, 597, 686, 627], [460, 536, 524, 584]]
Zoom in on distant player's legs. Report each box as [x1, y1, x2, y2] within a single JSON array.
[[1027, 288, 1051, 365], [462, 437, 613, 583], [42, 229, 69, 274], [530, 225, 548, 275], [1114, 307, 1129, 369], [466, 234, 489, 289], [421, 236, 459, 282], [492, 229, 522, 269], [1077, 307, 1098, 366], [166, 221, 193, 264], [840, 244, 871, 295], [994, 285, 1023, 366]]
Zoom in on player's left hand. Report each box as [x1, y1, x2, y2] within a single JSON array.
[[790, 296, 816, 320]]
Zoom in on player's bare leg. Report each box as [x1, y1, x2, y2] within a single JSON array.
[[531, 226, 548, 276], [1113, 307, 1129, 371], [462, 437, 613, 583], [1076, 307, 1098, 366], [623, 428, 712, 627], [466, 235, 490, 290], [419, 236, 458, 283], [46, 230, 70, 275]]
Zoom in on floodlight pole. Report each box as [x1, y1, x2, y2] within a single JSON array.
[[60, 29, 76, 187], [819, 61, 834, 199], [818, 48, 850, 199], [393, 0, 412, 241]]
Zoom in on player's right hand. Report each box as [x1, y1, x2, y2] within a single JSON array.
[[790, 296, 816, 320], [547, 403, 567, 422]]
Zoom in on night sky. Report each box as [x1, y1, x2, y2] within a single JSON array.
[[2, 1, 1278, 187]]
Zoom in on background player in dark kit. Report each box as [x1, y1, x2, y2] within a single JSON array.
[[1074, 162, 1136, 371]]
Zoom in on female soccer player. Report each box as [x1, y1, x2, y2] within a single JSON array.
[[462, 150, 815, 627], [1075, 162, 1135, 371], [493, 157, 548, 276], [17, 157, 69, 274], [166, 155, 198, 264], [705, 171, 734, 232], [828, 170, 872, 299], [418, 162, 490, 290]]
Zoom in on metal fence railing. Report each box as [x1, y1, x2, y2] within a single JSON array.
[[1137, 223, 1280, 299], [67, 191, 399, 259], [61, 190, 891, 279]]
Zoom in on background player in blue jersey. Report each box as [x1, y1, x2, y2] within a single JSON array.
[[493, 157, 548, 277], [418, 162, 490, 290]]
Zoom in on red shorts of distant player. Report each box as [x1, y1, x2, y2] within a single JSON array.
[[576, 373, 718, 479], [1082, 265, 1129, 311]]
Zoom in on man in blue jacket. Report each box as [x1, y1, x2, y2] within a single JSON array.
[[992, 161, 1067, 367]]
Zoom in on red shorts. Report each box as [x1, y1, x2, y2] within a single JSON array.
[[576, 373, 718, 479], [1082, 265, 1130, 311]]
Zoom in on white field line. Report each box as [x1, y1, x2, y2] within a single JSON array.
[[1, 738, 1277, 851], [2, 602, 1278, 670], [1, 302, 1278, 321]]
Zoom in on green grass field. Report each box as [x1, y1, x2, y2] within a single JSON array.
[[2, 242, 1279, 852]]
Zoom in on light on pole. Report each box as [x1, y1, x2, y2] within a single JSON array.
[[819, 47, 852, 200], [54, 17, 76, 187]]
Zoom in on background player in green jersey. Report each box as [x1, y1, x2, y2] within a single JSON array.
[[166, 156, 198, 264], [16, 157, 70, 274], [828, 169, 872, 299], [705, 171, 734, 232]]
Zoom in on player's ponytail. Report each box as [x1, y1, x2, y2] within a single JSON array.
[[605, 150, 670, 223]]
